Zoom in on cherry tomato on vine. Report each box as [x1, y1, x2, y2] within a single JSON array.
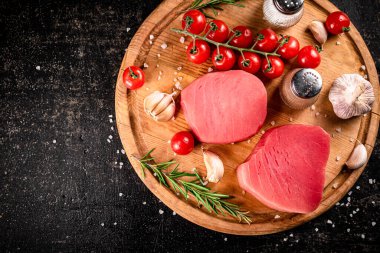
[[261, 56, 284, 79], [122, 66, 145, 90], [229, 25, 254, 48], [254, 28, 278, 53], [277, 36, 300, 60], [205, 20, 230, 43], [212, 46, 236, 71], [181, 10, 207, 35], [186, 40, 211, 64], [297, 46, 321, 68], [170, 131, 195, 155], [238, 52, 261, 74], [325, 11, 351, 35]]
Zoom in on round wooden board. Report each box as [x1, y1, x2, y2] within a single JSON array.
[[115, 0, 379, 235]]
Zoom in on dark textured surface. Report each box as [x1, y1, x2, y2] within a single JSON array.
[[0, 0, 379, 252]]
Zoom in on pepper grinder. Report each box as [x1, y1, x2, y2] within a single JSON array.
[[280, 68, 323, 110], [263, 0, 304, 28]]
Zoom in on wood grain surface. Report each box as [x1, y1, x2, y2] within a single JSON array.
[[115, 0, 379, 235]]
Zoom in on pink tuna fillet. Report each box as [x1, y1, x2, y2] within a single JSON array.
[[181, 70, 267, 144], [237, 124, 330, 213]]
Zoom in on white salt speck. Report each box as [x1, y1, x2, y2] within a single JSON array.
[[335, 127, 342, 133], [111, 126, 114, 131], [115, 161, 118, 165], [157, 53, 161, 58], [283, 237, 288, 241], [289, 233, 293, 237], [177, 76, 183, 81], [274, 215, 281, 219], [331, 133, 335, 138], [180, 36, 185, 43], [348, 191, 352, 196], [149, 34, 154, 40], [172, 211, 176, 216], [315, 228, 319, 232], [174, 71, 178, 75], [208, 67, 213, 72], [349, 138, 354, 142], [161, 43, 168, 49], [100, 223, 105, 227], [353, 211, 357, 214], [271, 121, 275, 126], [177, 66, 182, 71], [327, 220, 332, 224], [289, 117, 293, 122], [113, 222, 117, 226], [157, 75, 161, 81], [109, 118, 113, 123], [261, 130, 265, 134], [347, 197, 351, 202], [315, 112, 320, 117], [360, 65, 366, 71], [121, 149, 125, 154], [143, 62, 149, 68], [356, 186, 360, 190], [363, 74, 368, 79], [372, 201, 375, 205], [361, 234, 365, 239], [324, 114, 327, 118], [332, 183, 339, 189], [127, 27, 131, 32], [356, 208, 359, 212], [349, 214, 353, 217], [119, 193, 123, 197], [107, 139, 111, 143], [224, 237, 228, 242], [143, 201, 146, 205], [52, 139, 57, 144], [119, 162, 124, 166], [332, 224, 335, 228], [347, 228, 350, 232], [336, 202, 340, 206], [159, 209, 164, 215], [336, 156, 341, 161], [247, 139, 251, 143], [36, 66, 41, 70], [156, 64, 159, 68], [175, 82, 182, 90], [173, 78, 178, 82], [311, 105, 316, 111], [369, 179, 373, 184], [108, 135, 113, 139], [149, 40, 153, 45], [153, 173, 157, 176], [109, 114, 113, 118], [372, 222, 376, 226], [336, 41, 341, 45]]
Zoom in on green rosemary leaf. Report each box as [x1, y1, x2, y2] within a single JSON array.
[[188, 0, 244, 17], [141, 148, 155, 160]]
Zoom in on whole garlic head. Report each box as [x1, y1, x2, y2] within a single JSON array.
[[144, 91, 178, 122], [328, 74, 375, 119]]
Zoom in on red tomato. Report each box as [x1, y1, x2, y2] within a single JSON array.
[[229, 25, 254, 48], [297, 46, 321, 68], [122, 66, 145, 90], [186, 40, 210, 64], [277, 36, 300, 60], [238, 52, 261, 74], [261, 56, 284, 79], [212, 46, 236, 71], [254, 28, 278, 52], [325, 11, 351, 35], [181, 10, 206, 35], [205, 20, 229, 43], [170, 131, 195, 155]]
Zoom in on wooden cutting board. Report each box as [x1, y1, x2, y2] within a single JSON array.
[[115, 0, 379, 235]]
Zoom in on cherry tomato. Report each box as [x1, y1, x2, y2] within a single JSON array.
[[186, 40, 211, 64], [181, 10, 207, 35], [170, 131, 195, 155], [325, 11, 351, 35], [122, 66, 145, 90], [229, 25, 254, 48], [277, 36, 300, 60], [212, 46, 236, 71], [297, 46, 321, 68], [261, 56, 284, 79], [254, 28, 278, 53], [205, 20, 229, 43], [238, 52, 262, 74]]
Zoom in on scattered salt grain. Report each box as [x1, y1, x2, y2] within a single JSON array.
[[177, 66, 182, 71], [361, 234, 365, 239], [157, 75, 161, 81], [115, 162, 118, 165], [336, 202, 340, 206], [143, 201, 146, 205], [108, 135, 113, 139], [144, 62, 149, 68], [315, 228, 319, 232], [161, 43, 168, 49], [356, 186, 360, 190], [174, 71, 178, 75], [360, 65, 366, 71], [119, 193, 123, 197], [159, 209, 164, 214], [372, 201, 375, 205], [336, 41, 341, 45], [175, 82, 182, 90], [113, 222, 117, 226], [283, 237, 288, 241], [324, 114, 327, 118], [109, 118, 113, 123], [336, 156, 341, 161], [311, 105, 316, 111], [157, 53, 161, 58], [52, 139, 57, 144], [116, 149, 119, 154], [173, 78, 178, 82], [348, 191, 352, 196], [289, 233, 293, 237], [347, 197, 351, 202], [36, 66, 41, 71], [156, 64, 159, 68], [349, 214, 353, 217], [372, 222, 376, 226], [332, 224, 335, 228], [363, 74, 368, 79], [177, 76, 183, 81], [247, 139, 251, 143], [172, 211, 176, 216], [327, 220, 332, 224], [224, 238, 228, 242], [208, 67, 213, 72], [153, 173, 157, 176], [335, 127, 342, 133], [271, 121, 275, 126], [111, 126, 114, 131], [100, 222, 104, 227], [261, 130, 265, 134], [107, 139, 111, 143], [180, 36, 185, 43], [127, 27, 131, 32], [121, 149, 125, 154], [347, 228, 350, 232], [119, 162, 124, 166], [356, 208, 359, 212], [315, 112, 320, 117], [332, 183, 339, 189], [274, 215, 281, 219], [149, 40, 153, 45], [149, 34, 154, 40], [159, 70, 163, 75], [349, 138, 354, 142], [289, 117, 293, 122]]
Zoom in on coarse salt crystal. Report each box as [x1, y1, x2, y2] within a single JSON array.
[[315, 228, 319, 232], [149, 34, 154, 40], [109, 114, 113, 118], [143, 63, 149, 68], [36, 66, 41, 70], [332, 183, 339, 189], [356, 208, 359, 212], [111, 126, 114, 131], [356, 186, 360, 190], [336, 156, 341, 161], [121, 149, 125, 154], [361, 234, 365, 239], [349, 214, 353, 217], [347, 197, 351, 202], [143, 201, 146, 205], [119, 192, 123, 197], [177, 76, 183, 81], [360, 65, 366, 71], [290, 233, 293, 237], [107, 139, 111, 143], [159, 209, 164, 214], [315, 112, 320, 117], [172, 211, 176, 216], [157, 75, 161, 81], [108, 135, 113, 139], [311, 105, 316, 111], [363, 74, 368, 79], [116, 150, 119, 154], [271, 121, 275, 126], [347, 228, 350, 232], [113, 222, 117, 226], [247, 139, 251, 143], [369, 179, 373, 184], [175, 82, 182, 90], [161, 43, 168, 49], [127, 27, 131, 32], [157, 53, 161, 58], [348, 191, 352, 196], [335, 127, 342, 133], [274, 215, 281, 219], [261, 130, 265, 134], [109, 118, 113, 123], [283, 238, 288, 241], [156, 64, 159, 68], [336, 41, 341, 45], [173, 78, 178, 82], [159, 71, 163, 75], [119, 162, 123, 166], [332, 224, 335, 228], [149, 40, 153, 45], [100, 222, 105, 226], [53, 139, 57, 144], [224, 238, 228, 242], [174, 71, 178, 75], [324, 114, 327, 118], [372, 222, 376, 226], [179, 36, 185, 43], [177, 66, 182, 71], [208, 67, 213, 72], [327, 220, 332, 224], [349, 138, 354, 142]]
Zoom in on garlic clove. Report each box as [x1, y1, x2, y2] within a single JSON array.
[[154, 103, 176, 122], [346, 144, 367, 170], [308, 20, 328, 44], [151, 92, 176, 116], [328, 74, 375, 119], [203, 150, 224, 183], [144, 91, 165, 114]]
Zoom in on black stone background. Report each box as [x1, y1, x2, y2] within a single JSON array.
[[0, 0, 379, 252]]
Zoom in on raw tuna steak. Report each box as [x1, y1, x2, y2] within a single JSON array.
[[181, 70, 267, 144], [237, 124, 330, 213]]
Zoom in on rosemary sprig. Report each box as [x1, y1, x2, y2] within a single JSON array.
[[188, 0, 244, 17], [134, 149, 251, 224]]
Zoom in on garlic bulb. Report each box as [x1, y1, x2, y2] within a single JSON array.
[[203, 150, 224, 183], [308, 21, 328, 44], [328, 74, 375, 119], [263, 0, 304, 28], [346, 144, 367, 169], [144, 90, 178, 121]]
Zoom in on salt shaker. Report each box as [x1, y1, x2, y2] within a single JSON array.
[[263, 0, 304, 28], [280, 68, 323, 110]]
